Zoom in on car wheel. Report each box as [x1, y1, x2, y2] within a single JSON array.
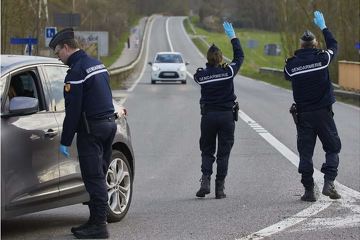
[[151, 80, 156, 84], [106, 150, 133, 223], [181, 80, 186, 84]]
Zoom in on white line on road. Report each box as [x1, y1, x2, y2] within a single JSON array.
[[236, 110, 360, 240], [166, 17, 174, 52], [123, 16, 360, 238], [170, 16, 360, 239], [180, 17, 204, 59], [126, 16, 155, 95]]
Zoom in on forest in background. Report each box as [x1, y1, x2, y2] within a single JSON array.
[[1, 0, 359, 66]]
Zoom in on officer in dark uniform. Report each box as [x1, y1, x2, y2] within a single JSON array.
[[49, 28, 116, 239], [194, 22, 244, 199], [284, 11, 341, 202]]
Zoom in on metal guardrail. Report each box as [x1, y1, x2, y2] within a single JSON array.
[[259, 68, 359, 104], [259, 67, 284, 77], [108, 16, 154, 83]]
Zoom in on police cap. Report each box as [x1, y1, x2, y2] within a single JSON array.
[[49, 28, 74, 50], [300, 30, 315, 42]]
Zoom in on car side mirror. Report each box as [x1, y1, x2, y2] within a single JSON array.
[[9, 96, 39, 115], [185, 62, 190, 66], [148, 61, 152, 66]]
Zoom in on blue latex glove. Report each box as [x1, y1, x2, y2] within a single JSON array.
[[223, 21, 236, 39], [313, 11, 326, 30], [59, 144, 70, 158]]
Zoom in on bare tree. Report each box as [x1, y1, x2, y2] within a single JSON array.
[[1, 0, 40, 54], [278, 0, 359, 82]]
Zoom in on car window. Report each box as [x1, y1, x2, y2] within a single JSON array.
[[3, 70, 45, 113], [10, 72, 38, 98], [43, 65, 68, 112], [155, 54, 183, 63]]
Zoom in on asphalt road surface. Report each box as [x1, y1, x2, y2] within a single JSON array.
[[2, 16, 359, 240]]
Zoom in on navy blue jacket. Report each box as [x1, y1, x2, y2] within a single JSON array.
[[61, 50, 114, 146], [284, 28, 337, 112], [194, 38, 244, 109]]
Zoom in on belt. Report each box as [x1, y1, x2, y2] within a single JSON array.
[[88, 115, 116, 123], [201, 104, 233, 113]]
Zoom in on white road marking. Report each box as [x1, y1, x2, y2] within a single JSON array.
[[121, 16, 360, 238], [177, 16, 360, 238], [165, 17, 174, 52], [126, 16, 156, 95], [236, 111, 360, 240], [238, 201, 332, 240], [178, 16, 360, 236], [180, 17, 204, 59]]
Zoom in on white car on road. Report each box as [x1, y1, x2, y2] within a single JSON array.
[[148, 52, 188, 84]]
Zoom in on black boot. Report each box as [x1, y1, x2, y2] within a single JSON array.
[[73, 223, 109, 239], [301, 187, 316, 202], [196, 175, 210, 197], [71, 220, 94, 234], [215, 179, 226, 199], [322, 180, 341, 199], [72, 205, 94, 233]]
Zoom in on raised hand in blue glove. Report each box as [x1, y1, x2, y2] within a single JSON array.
[[59, 144, 70, 158], [313, 11, 326, 30], [223, 21, 236, 39]]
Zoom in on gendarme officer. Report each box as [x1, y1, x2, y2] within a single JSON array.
[[194, 22, 244, 199], [49, 28, 116, 239], [284, 11, 341, 202]]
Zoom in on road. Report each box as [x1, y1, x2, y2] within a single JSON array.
[[2, 16, 360, 240]]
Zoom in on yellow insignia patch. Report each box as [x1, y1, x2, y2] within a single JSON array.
[[220, 63, 228, 69], [64, 83, 71, 92]]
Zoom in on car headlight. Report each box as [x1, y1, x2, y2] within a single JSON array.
[[152, 65, 160, 71], [179, 65, 186, 71]]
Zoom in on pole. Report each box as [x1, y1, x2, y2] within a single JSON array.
[[36, 0, 40, 55], [28, 38, 32, 56]]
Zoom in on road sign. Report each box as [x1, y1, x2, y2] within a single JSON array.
[[54, 13, 80, 27], [45, 27, 57, 46], [10, 37, 38, 55], [10, 38, 38, 45]]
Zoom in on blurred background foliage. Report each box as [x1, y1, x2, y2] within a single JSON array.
[[1, 0, 359, 82]]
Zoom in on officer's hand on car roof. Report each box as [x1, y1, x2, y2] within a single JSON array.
[[59, 144, 70, 158], [313, 10, 327, 30], [223, 21, 236, 39]]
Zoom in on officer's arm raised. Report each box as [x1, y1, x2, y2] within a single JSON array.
[[222, 22, 244, 75], [314, 10, 337, 61]]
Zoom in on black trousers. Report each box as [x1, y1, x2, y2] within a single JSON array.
[[77, 119, 117, 224], [200, 111, 235, 180], [296, 107, 341, 189]]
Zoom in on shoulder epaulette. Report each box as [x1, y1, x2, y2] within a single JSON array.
[[220, 63, 228, 69], [316, 49, 326, 55]]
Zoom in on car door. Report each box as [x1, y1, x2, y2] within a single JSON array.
[[1, 67, 60, 215], [41, 65, 86, 200]]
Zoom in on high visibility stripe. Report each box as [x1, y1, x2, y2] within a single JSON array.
[[67, 69, 108, 84], [285, 51, 330, 77], [198, 65, 234, 85], [327, 49, 334, 55]]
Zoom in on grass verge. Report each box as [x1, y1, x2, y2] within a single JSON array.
[[101, 16, 141, 67]]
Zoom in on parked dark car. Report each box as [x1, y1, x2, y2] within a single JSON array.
[[1, 55, 134, 222]]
